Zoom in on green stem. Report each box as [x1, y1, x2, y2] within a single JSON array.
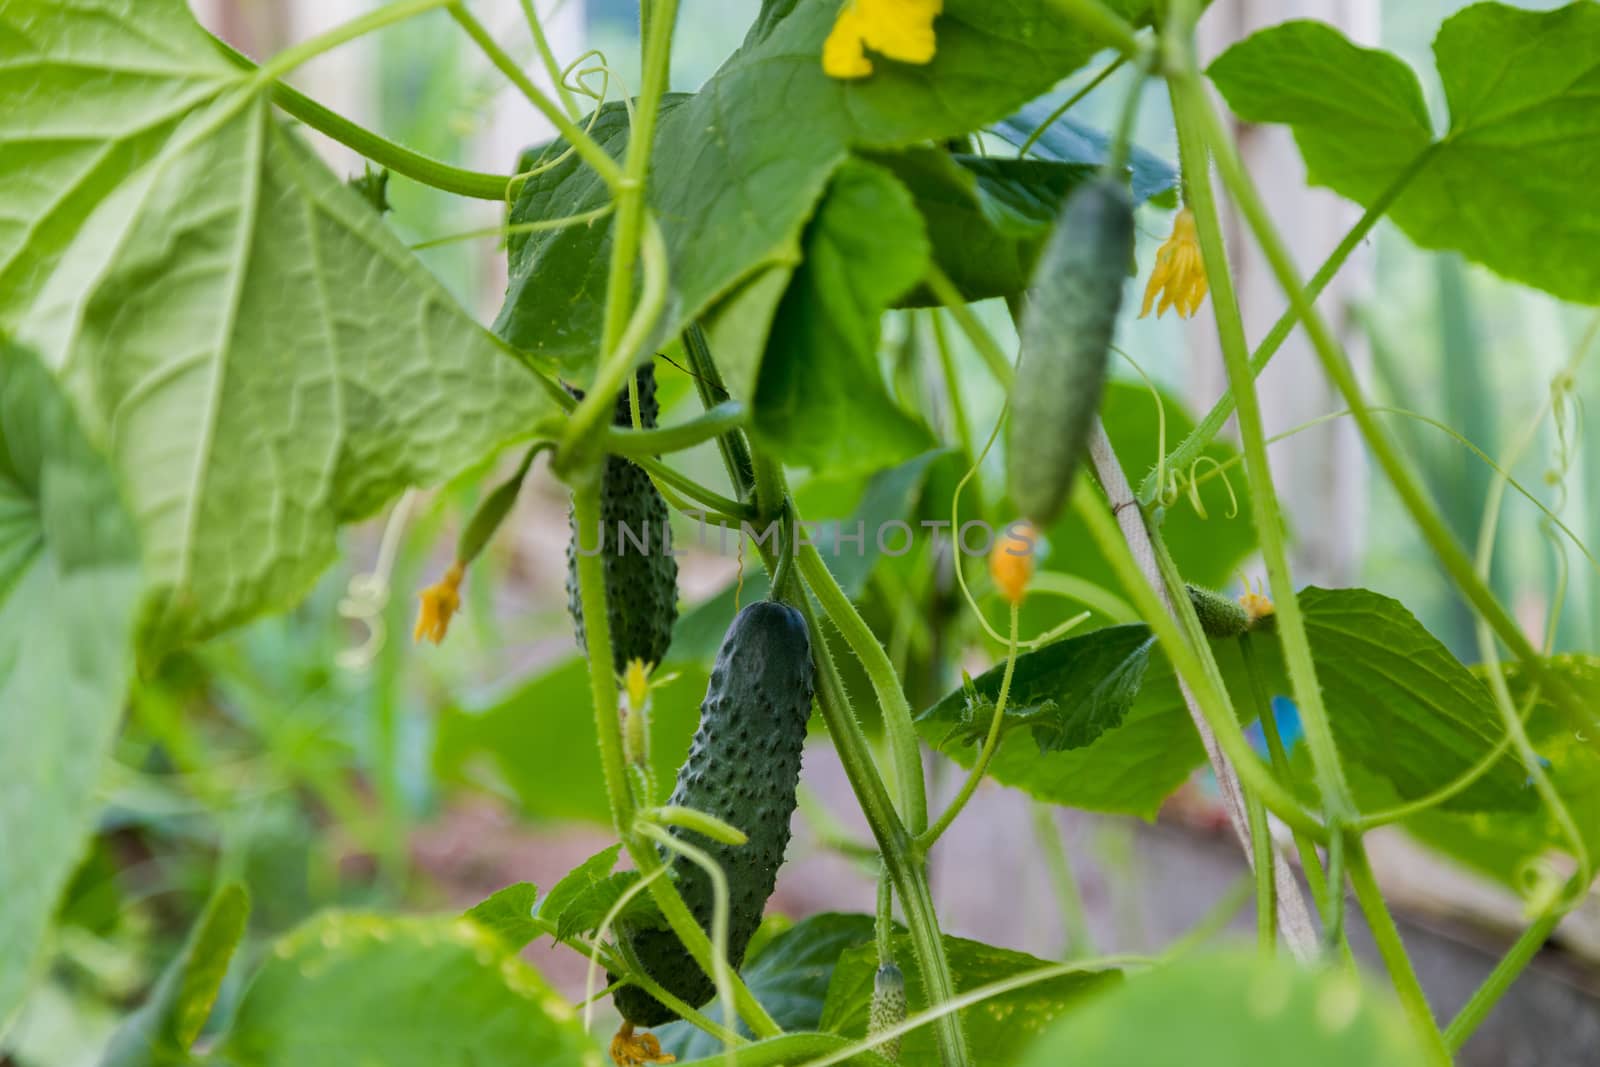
[[1040, 0, 1142, 55], [1246, 789, 1275, 952], [1239, 633, 1331, 912], [518, 0, 582, 120], [1070, 480, 1321, 839], [928, 311, 976, 463], [1346, 839, 1452, 1066], [1444, 874, 1583, 1050], [1182, 39, 1588, 730], [918, 604, 1019, 849], [924, 267, 1016, 387], [1016, 55, 1127, 158], [1167, 67, 1355, 829], [683, 324, 757, 502], [209, 36, 511, 199], [570, 480, 778, 1039], [798, 545, 931, 836], [563, 0, 679, 461], [255, 0, 453, 82], [606, 401, 746, 458], [1030, 804, 1094, 958], [1137, 149, 1437, 504], [447, 3, 625, 190], [876, 874, 895, 965]]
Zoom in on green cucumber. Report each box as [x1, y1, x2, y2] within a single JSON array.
[[1187, 584, 1250, 639], [868, 962, 907, 1062], [565, 364, 679, 673], [611, 599, 815, 1027], [1006, 176, 1134, 526]]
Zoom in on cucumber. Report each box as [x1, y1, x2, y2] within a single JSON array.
[[1006, 176, 1134, 526], [611, 599, 815, 1026], [565, 364, 679, 673], [1187, 584, 1250, 639], [868, 962, 907, 1062]]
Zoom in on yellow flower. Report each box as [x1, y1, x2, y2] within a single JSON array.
[[1239, 590, 1275, 627], [413, 560, 464, 644], [823, 0, 942, 80], [989, 521, 1038, 606], [1140, 207, 1209, 319], [611, 1022, 675, 1065]]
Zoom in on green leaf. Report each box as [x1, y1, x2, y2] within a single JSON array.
[[536, 845, 660, 941], [674, 1033, 891, 1067], [100, 884, 250, 1067], [0, 342, 142, 1028], [821, 933, 1119, 1066], [464, 882, 542, 951], [1, 0, 548, 656], [752, 159, 933, 472], [921, 625, 1155, 754], [659, 913, 876, 1060], [994, 102, 1180, 205], [435, 659, 707, 825], [496, 0, 1153, 384], [1015, 952, 1426, 1066], [1404, 655, 1600, 886], [1251, 587, 1531, 814], [918, 588, 1529, 819], [874, 149, 1094, 305], [1208, 3, 1600, 304], [221, 914, 603, 1067]]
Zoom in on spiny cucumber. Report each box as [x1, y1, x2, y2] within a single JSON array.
[[565, 364, 679, 673], [611, 599, 815, 1027], [1006, 176, 1134, 526]]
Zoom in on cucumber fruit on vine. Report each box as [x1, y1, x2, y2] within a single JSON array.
[[1006, 175, 1134, 526], [1186, 584, 1250, 639], [868, 962, 907, 1062], [565, 364, 679, 673], [611, 599, 816, 1026]]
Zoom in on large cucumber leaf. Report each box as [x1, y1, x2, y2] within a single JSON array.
[[0, 342, 141, 1029], [1208, 2, 1600, 304], [821, 931, 1119, 1067], [496, 0, 1154, 387], [752, 159, 934, 473], [220, 914, 602, 1067], [919, 587, 1532, 819], [1016, 952, 1426, 1066], [0, 0, 547, 657]]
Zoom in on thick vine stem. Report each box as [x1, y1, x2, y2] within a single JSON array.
[[1082, 427, 1318, 958], [569, 480, 780, 1039], [744, 456, 969, 1067], [1178, 28, 1587, 731], [797, 545, 930, 835], [1166, 63, 1356, 832]]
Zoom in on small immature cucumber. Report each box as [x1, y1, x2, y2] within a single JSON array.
[[565, 364, 679, 672], [1006, 176, 1134, 526], [611, 599, 815, 1027], [1187, 584, 1250, 639], [868, 962, 907, 1062]]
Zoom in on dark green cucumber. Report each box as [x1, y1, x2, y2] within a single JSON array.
[[565, 364, 679, 672], [611, 599, 815, 1027], [1006, 176, 1134, 526]]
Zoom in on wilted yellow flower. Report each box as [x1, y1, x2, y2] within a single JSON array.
[[413, 561, 464, 644], [989, 521, 1038, 606], [823, 0, 942, 80], [611, 1022, 675, 1065], [1239, 590, 1275, 627], [1140, 207, 1209, 319]]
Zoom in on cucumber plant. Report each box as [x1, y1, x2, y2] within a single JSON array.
[[4, 2, 1599, 1067]]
